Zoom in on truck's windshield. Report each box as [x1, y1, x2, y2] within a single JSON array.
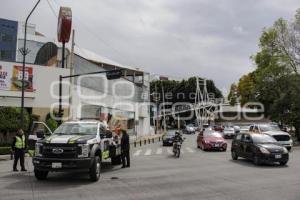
[[53, 123, 98, 135]]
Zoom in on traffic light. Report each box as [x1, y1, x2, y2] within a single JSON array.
[[106, 70, 123, 80]]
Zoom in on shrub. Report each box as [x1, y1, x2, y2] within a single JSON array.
[[46, 118, 58, 132], [0, 107, 30, 132], [0, 147, 11, 155]]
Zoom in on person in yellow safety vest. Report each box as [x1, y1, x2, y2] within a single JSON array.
[[11, 129, 27, 172]]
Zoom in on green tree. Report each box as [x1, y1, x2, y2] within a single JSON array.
[[0, 107, 30, 132], [237, 9, 300, 140], [237, 73, 255, 105], [228, 83, 238, 106]]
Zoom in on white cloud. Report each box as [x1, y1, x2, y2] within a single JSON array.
[[1, 0, 300, 93]]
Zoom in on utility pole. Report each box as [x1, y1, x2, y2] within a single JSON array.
[[162, 84, 167, 134], [20, 0, 41, 129], [154, 83, 159, 134], [68, 29, 75, 119]]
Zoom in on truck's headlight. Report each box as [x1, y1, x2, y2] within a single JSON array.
[[78, 144, 90, 158], [283, 147, 288, 154], [259, 147, 270, 154], [35, 143, 43, 157]]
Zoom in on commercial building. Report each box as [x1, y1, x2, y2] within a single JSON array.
[[0, 18, 18, 62], [0, 18, 150, 136]]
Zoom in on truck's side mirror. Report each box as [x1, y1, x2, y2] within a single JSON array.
[[36, 130, 46, 139], [100, 133, 105, 139]]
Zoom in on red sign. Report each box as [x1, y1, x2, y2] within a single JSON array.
[[11, 65, 35, 92], [57, 7, 72, 43]]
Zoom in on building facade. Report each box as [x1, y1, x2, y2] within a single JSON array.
[[0, 18, 151, 136], [0, 18, 18, 62]]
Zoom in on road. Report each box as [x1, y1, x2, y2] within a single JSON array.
[[1, 134, 300, 200]]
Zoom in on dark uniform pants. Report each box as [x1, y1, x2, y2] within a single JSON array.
[[121, 150, 130, 167], [13, 149, 25, 170]]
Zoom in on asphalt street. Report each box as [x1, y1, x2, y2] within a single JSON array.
[[1, 134, 300, 200]]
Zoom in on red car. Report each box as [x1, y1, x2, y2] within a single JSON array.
[[213, 125, 224, 133], [197, 130, 227, 151]]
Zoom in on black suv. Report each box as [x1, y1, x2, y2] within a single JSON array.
[[231, 133, 289, 165]]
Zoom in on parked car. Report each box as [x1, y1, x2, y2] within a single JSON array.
[[162, 131, 176, 146], [213, 125, 224, 133], [238, 125, 250, 133], [183, 124, 196, 134], [233, 126, 240, 134], [197, 130, 227, 151], [223, 126, 235, 138], [231, 133, 289, 165], [249, 124, 293, 151]]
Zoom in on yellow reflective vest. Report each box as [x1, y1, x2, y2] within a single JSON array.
[[15, 135, 25, 149]]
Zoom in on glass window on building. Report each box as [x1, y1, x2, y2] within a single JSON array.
[[0, 33, 13, 42], [0, 50, 12, 60]]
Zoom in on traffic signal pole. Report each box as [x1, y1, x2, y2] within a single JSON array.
[[58, 69, 123, 120]]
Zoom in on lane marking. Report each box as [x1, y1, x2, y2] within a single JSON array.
[[145, 149, 152, 156], [133, 149, 142, 156], [167, 148, 173, 154], [186, 147, 194, 153], [156, 148, 162, 155]]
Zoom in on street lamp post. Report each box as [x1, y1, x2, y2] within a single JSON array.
[[20, 0, 41, 129]]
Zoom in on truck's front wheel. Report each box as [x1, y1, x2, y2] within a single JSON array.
[[34, 169, 48, 180], [89, 156, 101, 182]]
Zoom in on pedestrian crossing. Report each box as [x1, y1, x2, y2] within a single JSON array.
[[132, 147, 196, 157]]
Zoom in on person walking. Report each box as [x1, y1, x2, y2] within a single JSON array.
[[121, 130, 130, 168], [12, 129, 27, 172]]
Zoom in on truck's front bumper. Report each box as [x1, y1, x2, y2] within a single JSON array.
[[33, 157, 92, 172]]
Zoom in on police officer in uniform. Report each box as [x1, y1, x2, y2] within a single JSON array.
[[121, 130, 130, 168], [12, 129, 27, 172]]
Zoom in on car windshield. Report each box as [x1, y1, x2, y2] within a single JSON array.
[[166, 132, 175, 136], [53, 123, 98, 135], [224, 126, 233, 130], [240, 126, 249, 129], [204, 132, 223, 138], [259, 125, 280, 132], [252, 134, 277, 144]]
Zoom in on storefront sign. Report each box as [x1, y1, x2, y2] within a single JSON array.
[[0, 63, 35, 92], [0, 64, 12, 90]]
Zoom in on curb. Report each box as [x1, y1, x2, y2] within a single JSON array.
[[131, 134, 164, 147]]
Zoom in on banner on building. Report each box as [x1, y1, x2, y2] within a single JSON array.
[[0, 64, 12, 90], [0, 63, 35, 92]]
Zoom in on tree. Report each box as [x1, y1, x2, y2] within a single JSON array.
[[150, 77, 223, 104], [0, 107, 30, 132], [237, 73, 255, 105], [237, 9, 300, 140], [228, 83, 238, 106]]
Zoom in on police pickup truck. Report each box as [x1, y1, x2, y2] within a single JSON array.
[[32, 120, 122, 181]]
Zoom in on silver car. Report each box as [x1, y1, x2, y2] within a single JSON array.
[[249, 124, 293, 151], [223, 126, 235, 138]]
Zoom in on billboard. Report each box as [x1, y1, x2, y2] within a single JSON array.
[[0, 63, 35, 92], [0, 65, 12, 90]]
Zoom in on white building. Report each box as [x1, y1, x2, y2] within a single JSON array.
[[0, 19, 151, 136]]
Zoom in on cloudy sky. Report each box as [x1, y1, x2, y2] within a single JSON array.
[[2, 0, 300, 94]]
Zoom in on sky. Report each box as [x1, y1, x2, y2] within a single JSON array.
[[1, 0, 300, 95]]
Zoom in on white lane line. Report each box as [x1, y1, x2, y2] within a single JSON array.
[[167, 148, 173, 154], [186, 147, 194, 153], [156, 148, 162, 155], [145, 149, 152, 156], [133, 149, 142, 156]]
